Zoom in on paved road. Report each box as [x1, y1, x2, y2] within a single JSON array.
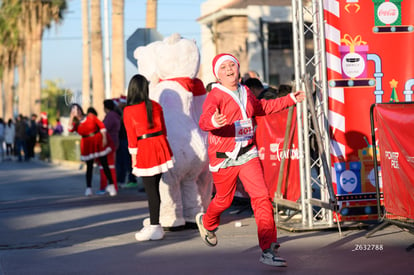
[[0, 159, 413, 275]]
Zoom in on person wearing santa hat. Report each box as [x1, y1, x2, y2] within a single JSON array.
[[196, 53, 305, 267], [119, 95, 127, 105], [38, 112, 50, 161]]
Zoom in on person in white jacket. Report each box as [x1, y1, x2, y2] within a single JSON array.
[[4, 119, 15, 160]]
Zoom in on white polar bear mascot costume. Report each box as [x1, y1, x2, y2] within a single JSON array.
[[134, 33, 212, 230]]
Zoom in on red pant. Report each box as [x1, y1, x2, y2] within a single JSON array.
[[203, 157, 277, 251], [99, 152, 118, 191]]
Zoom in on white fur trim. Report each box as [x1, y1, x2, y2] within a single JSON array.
[[289, 92, 297, 103], [214, 55, 239, 79], [209, 160, 226, 172], [128, 148, 138, 155], [132, 160, 174, 177], [80, 147, 112, 161], [211, 114, 220, 128]]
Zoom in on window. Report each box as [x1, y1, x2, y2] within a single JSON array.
[[268, 23, 292, 50], [269, 74, 280, 87]]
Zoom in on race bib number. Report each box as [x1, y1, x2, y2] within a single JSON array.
[[235, 119, 253, 142]]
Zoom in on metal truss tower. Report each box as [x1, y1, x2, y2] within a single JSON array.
[[275, 0, 337, 231]]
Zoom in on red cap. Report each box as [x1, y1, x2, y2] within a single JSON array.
[[212, 53, 240, 79], [119, 95, 127, 103]]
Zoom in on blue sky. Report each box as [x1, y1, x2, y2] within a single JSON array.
[[41, 0, 206, 93]]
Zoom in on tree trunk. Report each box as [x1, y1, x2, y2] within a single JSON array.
[[81, 0, 91, 107], [90, 0, 105, 118], [111, 0, 125, 98], [27, 2, 41, 116], [0, 55, 13, 119], [0, 86, 3, 119], [21, 3, 33, 116], [146, 0, 157, 29], [4, 58, 15, 120], [0, 63, 4, 118], [32, 18, 43, 116], [16, 46, 26, 116]]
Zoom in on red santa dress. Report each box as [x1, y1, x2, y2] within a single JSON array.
[[68, 113, 112, 161], [123, 100, 173, 177]]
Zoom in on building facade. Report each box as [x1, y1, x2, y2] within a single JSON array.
[[198, 0, 312, 87]]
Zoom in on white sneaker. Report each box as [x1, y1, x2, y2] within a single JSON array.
[[259, 243, 287, 267], [195, 213, 217, 247], [143, 217, 189, 232], [143, 217, 150, 227], [106, 184, 117, 196], [135, 224, 164, 241], [85, 188, 92, 197]]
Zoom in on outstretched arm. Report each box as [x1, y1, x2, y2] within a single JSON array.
[[292, 91, 306, 103]]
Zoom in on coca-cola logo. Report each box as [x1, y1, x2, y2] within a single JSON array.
[[269, 142, 302, 161], [259, 147, 265, 160], [377, 2, 399, 25]]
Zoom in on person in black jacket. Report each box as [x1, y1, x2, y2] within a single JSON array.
[[26, 114, 38, 160]]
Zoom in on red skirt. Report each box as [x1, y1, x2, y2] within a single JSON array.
[[131, 136, 173, 177], [80, 132, 112, 161]]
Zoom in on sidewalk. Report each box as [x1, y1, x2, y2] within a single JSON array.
[[0, 159, 413, 275]]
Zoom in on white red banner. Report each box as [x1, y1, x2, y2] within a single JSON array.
[[374, 103, 414, 220]]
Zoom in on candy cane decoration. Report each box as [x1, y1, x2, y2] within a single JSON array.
[[324, 0, 346, 183]]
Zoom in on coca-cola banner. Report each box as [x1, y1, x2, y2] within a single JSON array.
[[324, 0, 414, 220], [255, 108, 300, 202], [374, 103, 414, 220]]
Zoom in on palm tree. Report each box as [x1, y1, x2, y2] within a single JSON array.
[[111, 0, 125, 98], [90, 0, 105, 118], [0, 1, 66, 118], [18, 2, 30, 116], [0, 0, 21, 119], [2, 50, 17, 120], [28, 1, 43, 116], [81, 0, 91, 106], [25, 0, 67, 116], [6, 0, 66, 117]]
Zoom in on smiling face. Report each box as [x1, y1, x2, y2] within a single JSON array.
[[217, 59, 240, 90]]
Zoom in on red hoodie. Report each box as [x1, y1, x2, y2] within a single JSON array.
[[199, 83, 296, 171]]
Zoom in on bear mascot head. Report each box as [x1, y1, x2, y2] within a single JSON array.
[[134, 33, 212, 229], [133, 40, 162, 88]]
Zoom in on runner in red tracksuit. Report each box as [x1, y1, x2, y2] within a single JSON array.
[[196, 53, 305, 267]]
